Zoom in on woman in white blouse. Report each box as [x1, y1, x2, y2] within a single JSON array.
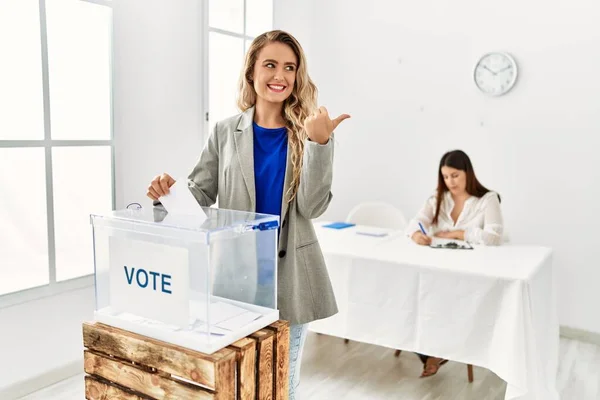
[[406, 149, 504, 377], [407, 149, 503, 247]]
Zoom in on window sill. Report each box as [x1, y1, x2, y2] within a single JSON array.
[[0, 274, 95, 309]]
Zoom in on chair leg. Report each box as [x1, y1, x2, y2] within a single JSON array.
[[344, 339, 349, 344], [394, 350, 402, 357], [467, 364, 474, 383]]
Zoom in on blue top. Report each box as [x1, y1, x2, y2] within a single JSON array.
[[253, 121, 288, 291], [252, 122, 288, 220]]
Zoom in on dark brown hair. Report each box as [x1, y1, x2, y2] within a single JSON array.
[[432, 150, 500, 225]]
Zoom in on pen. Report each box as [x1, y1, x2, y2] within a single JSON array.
[[418, 222, 427, 235]]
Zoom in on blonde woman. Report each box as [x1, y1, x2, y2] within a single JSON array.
[[147, 30, 350, 398]]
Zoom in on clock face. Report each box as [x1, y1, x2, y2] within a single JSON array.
[[474, 52, 517, 96]]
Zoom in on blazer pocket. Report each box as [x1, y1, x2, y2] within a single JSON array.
[[296, 239, 318, 250], [297, 241, 333, 309]]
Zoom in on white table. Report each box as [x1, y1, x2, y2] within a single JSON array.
[[310, 222, 559, 400]]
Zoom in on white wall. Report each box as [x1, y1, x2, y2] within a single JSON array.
[[0, 287, 94, 397], [3, 1, 597, 395], [275, 0, 600, 333], [113, 0, 206, 209]]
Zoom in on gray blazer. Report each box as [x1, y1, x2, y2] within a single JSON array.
[[186, 107, 338, 325]]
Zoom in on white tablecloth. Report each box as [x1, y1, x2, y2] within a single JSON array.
[[310, 222, 559, 400]]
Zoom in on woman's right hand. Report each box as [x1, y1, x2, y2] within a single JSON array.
[[147, 173, 176, 201], [411, 231, 432, 246]]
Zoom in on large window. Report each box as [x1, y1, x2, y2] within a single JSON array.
[[0, 0, 113, 304], [207, 0, 273, 130]]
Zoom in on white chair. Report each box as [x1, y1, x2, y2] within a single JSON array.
[[503, 229, 510, 243], [345, 201, 407, 231]]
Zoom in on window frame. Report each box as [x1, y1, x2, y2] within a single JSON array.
[[0, 0, 115, 309], [203, 0, 274, 136]]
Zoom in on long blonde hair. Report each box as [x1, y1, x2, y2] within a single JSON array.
[[237, 30, 317, 203]]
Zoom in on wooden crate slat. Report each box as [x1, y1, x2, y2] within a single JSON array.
[[227, 337, 257, 400], [250, 329, 275, 400], [266, 321, 290, 400], [83, 321, 235, 389], [83, 319, 291, 400], [85, 375, 150, 400], [84, 350, 215, 400], [214, 352, 236, 400]]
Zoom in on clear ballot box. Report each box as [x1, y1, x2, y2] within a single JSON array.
[[90, 206, 280, 354]]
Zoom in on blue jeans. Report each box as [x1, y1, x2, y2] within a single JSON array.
[[289, 323, 309, 399]]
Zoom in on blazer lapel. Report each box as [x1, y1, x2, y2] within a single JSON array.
[[279, 140, 293, 225], [234, 107, 256, 212]]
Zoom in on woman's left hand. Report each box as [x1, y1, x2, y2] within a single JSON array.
[[304, 106, 350, 144], [435, 230, 464, 240]]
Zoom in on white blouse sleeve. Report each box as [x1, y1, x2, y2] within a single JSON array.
[[405, 196, 436, 237], [464, 194, 504, 245]]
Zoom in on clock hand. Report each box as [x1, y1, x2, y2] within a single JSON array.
[[482, 65, 497, 75], [497, 65, 512, 73]]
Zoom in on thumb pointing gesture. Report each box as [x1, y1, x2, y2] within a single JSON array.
[[304, 106, 351, 144], [332, 114, 351, 130]]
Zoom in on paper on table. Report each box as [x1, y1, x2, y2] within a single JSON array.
[[430, 237, 473, 249], [159, 178, 207, 222], [355, 226, 390, 237]]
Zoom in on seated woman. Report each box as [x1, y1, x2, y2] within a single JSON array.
[[405, 149, 504, 377]]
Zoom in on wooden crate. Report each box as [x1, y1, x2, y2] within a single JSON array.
[[83, 320, 290, 400]]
